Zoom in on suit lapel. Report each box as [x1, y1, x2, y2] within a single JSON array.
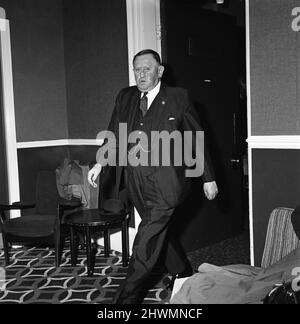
[[150, 84, 170, 145], [125, 87, 140, 134], [115, 88, 139, 177]]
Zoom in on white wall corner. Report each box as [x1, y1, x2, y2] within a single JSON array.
[[0, 19, 20, 218], [245, 0, 254, 266], [0, 8, 6, 30], [0, 7, 5, 19]]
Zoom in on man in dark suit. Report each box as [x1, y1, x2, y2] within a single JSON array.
[[88, 49, 218, 304]]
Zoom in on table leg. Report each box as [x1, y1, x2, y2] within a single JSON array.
[[85, 226, 93, 276], [104, 229, 110, 257], [121, 218, 129, 267], [70, 226, 77, 266]]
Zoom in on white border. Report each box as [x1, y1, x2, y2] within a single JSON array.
[[17, 139, 102, 148], [247, 136, 300, 149]]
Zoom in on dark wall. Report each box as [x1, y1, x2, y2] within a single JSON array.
[[17, 146, 69, 206], [252, 149, 300, 265], [0, 0, 68, 142], [161, 0, 245, 252], [201, 0, 245, 27], [249, 0, 300, 266], [0, 0, 129, 142], [250, 0, 300, 135], [17, 145, 98, 213], [0, 1, 128, 219], [63, 0, 129, 139]]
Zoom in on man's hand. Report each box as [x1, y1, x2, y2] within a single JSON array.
[[203, 181, 218, 200], [87, 164, 102, 188]]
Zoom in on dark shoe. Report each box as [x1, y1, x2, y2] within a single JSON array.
[[166, 275, 176, 291], [166, 268, 196, 291], [176, 267, 194, 278]]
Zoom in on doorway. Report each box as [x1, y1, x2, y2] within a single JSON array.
[[161, 0, 247, 251]]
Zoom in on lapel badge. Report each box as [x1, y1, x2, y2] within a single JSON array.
[[161, 100, 166, 105]]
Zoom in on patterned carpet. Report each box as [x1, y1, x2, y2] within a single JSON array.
[[0, 231, 249, 304], [0, 245, 171, 304]]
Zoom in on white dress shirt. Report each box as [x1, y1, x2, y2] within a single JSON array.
[[140, 81, 161, 110]]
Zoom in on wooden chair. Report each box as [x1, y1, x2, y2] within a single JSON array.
[[0, 170, 81, 267]]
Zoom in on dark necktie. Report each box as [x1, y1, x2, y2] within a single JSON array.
[[140, 92, 148, 117]]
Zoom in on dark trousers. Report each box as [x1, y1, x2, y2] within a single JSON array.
[[112, 166, 190, 304]]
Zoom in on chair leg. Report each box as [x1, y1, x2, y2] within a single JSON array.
[[55, 236, 65, 267], [121, 218, 129, 267], [91, 241, 97, 275], [55, 233, 61, 268], [104, 229, 110, 257], [79, 231, 85, 249], [55, 251, 60, 268], [70, 226, 77, 266], [85, 226, 93, 276], [2, 235, 10, 266]]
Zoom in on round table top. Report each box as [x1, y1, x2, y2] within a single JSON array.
[[65, 208, 128, 227]]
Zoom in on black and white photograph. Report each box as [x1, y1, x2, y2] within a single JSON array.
[[0, 0, 299, 316]]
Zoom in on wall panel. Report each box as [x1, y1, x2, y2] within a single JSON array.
[[250, 0, 300, 135], [1, 0, 68, 142], [63, 0, 129, 139], [252, 149, 300, 265]]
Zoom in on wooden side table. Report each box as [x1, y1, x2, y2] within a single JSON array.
[[65, 209, 130, 276]]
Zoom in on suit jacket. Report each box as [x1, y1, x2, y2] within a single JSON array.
[[98, 83, 215, 207]]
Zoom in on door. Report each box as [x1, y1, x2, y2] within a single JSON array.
[[161, 0, 246, 251]]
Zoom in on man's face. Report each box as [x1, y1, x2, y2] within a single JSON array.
[[133, 54, 164, 92]]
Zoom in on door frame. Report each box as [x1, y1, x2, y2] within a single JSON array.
[[0, 14, 20, 217], [126, 0, 162, 86]]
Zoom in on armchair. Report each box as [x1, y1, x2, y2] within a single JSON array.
[[0, 170, 81, 267], [170, 206, 300, 304]]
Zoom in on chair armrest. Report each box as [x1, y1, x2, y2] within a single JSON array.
[[0, 201, 36, 210], [0, 202, 35, 223]]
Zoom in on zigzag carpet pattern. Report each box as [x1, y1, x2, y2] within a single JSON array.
[[0, 246, 171, 304]]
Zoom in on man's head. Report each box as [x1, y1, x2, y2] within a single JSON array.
[[133, 49, 164, 92]]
